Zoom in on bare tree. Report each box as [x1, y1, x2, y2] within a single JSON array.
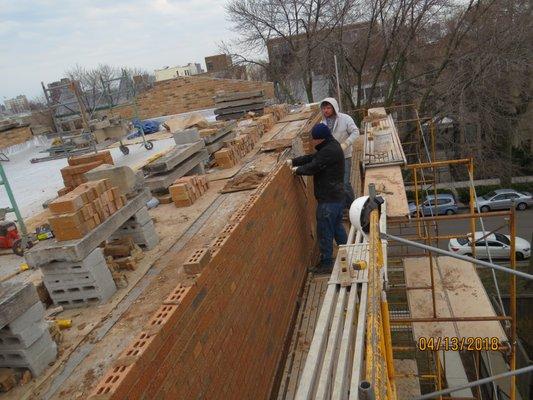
[[226, 0, 354, 102]]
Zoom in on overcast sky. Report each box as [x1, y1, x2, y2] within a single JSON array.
[[0, 0, 237, 101]]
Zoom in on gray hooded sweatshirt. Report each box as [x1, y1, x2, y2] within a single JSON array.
[[320, 97, 360, 159]]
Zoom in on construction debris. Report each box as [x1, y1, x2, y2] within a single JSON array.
[[220, 170, 267, 193], [163, 113, 209, 132], [214, 90, 266, 120]]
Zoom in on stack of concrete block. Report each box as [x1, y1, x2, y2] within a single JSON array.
[[0, 283, 57, 377], [169, 175, 209, 207], [40, 248, 117, 308], [48, 179, 126, 241], [109, 207, 158, 250], [58, 151, 114, 196], [214, 90, 266, 121]]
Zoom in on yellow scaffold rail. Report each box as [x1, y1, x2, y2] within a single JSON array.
[[365, 207, 397, 399]]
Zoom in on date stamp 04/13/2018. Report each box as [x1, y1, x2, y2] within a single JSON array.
[[417, 336, 502, 351]]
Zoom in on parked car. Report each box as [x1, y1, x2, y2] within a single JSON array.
[[475, 189, 532, 212], [448, 232, 531, 260], [408, 194, 458, 216]]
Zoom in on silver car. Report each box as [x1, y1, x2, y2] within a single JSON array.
[[475, 189, 532, 212]]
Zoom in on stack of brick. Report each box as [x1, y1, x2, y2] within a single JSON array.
[[0, 283, 57, 377], [169, 175, 209, 207], [40, 248, 117, 308], [255, 113, 276, 132], [58, 151, 114, 196], [213, 133, 259, 169], [48, 179, 126, 241]]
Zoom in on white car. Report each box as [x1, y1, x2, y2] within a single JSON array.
[[448, 232, 531, 260]]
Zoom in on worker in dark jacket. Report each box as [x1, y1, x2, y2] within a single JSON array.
[[287, 123, 347, 273]]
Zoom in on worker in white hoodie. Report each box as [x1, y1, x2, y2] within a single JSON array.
[[320, 97, 360, 208]]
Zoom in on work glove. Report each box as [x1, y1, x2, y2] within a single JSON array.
[[285, 159, 293, 167], [341, 142, 348, 151], [291, 167, 298, 174]]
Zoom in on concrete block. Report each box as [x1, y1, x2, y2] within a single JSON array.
[[0, 332, 57, 377], [110, 219, 159, 250], [129, 207, 151, 226], [0, 321, 47, 350], [43, 260, 111, 291], [144, 150, 209, 192], [0, 302, 44, 335], [172, 128, 201, 145], [84, 165, 142, 196], [50, 275, 116, 309], [0, 283, 40, 329], [143, 141, 205, 174], [39, 247, 106, 274]]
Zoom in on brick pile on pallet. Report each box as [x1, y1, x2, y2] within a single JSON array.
[[0, 283, 57, 378], [168, 175, 209, 207], [58, 151, 114, 196], [48, 179, 126, 241], [213, 132, 260, 169]]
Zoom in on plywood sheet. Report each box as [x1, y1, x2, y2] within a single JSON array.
[[393, 359, 421, 398], [403, 256, 507, 341], [364, 166, 409, 217]]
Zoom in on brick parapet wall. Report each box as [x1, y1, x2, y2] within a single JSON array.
[[91, 163, 318, 399], [112, 76, 275, 120]]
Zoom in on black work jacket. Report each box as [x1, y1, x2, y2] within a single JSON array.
[[292, 137, 345, 203]]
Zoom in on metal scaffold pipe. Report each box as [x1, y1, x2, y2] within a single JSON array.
[[381, 233, 533, 281]]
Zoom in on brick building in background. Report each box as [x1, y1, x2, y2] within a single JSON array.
[[155, 63, 204, 82], [204, 54, 247, 80]]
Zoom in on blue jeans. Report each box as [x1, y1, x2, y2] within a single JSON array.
[[316, 202, 347, 267], [344, 158, 355, 208]]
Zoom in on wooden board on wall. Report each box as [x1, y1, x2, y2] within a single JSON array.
[[363, 165, 409, 217]]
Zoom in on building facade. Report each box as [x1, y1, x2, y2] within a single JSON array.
[[4, 95, 30, 114], [154, 63, 204, 82]]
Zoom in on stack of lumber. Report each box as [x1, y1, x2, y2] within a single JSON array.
[[169, 175, 209, 207], [255, 114, 276, 132], [214, 90, 266, 121], [48, 179, 126, 241], [214, 133, 259, 169], [58, 151, 114, 196]]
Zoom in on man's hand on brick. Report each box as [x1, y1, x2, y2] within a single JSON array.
[[291, 167, 298, 174], [285, 159, 293, 167], [340, 142, 348, 151]]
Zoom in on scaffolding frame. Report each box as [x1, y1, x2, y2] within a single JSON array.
[[351, 103, 523, 399]]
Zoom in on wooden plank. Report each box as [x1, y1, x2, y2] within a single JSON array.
[[280, 111, 315, 123], [393, 359, 421, 398], [403, 256, 507, 341], [364, 166, 409, 217], [284, 276, 327, 399], [295, 280, 338, 400], [142, 141, 204, 173], [277, 274, 312, 400], [315, 287, 347, 399]]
